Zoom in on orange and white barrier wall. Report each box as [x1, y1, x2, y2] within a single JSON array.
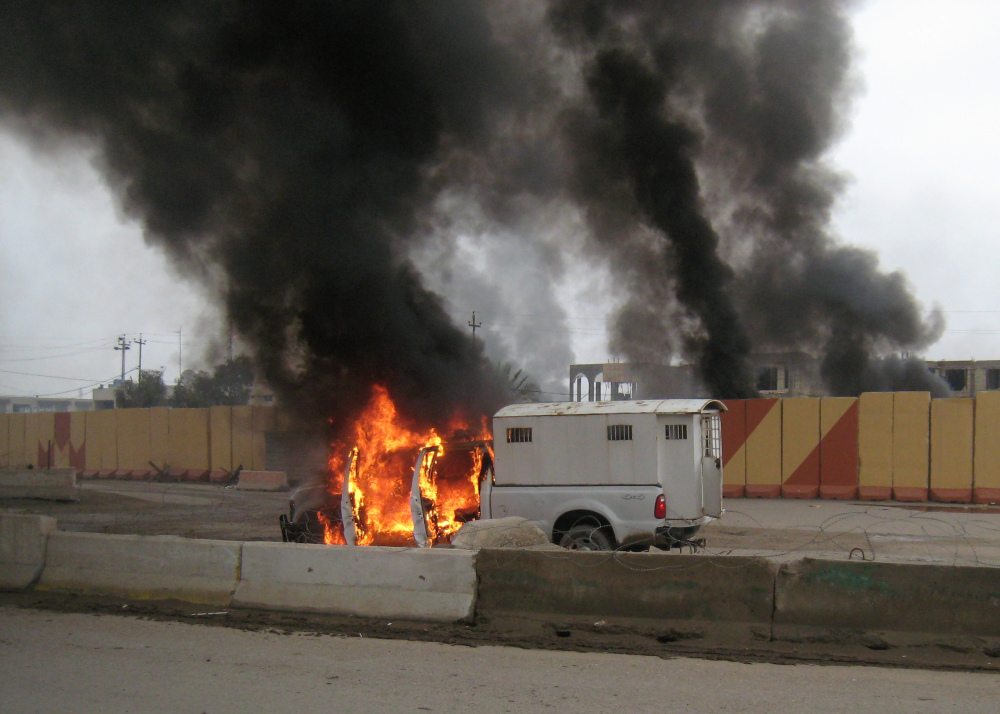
[[0, 406, 278, 477], [721, 392, 1000, 503], [974, 392, 1000, 504]]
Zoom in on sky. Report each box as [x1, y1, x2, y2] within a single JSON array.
[[1, 0, 999, 399]]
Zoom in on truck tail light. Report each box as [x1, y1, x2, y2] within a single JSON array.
[[654, 493, 666, 519]]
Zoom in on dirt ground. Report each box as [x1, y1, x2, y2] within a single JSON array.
[[1, 480, 289, 541], [5, 589, 1000, 675], [8, 480, 1000, 670], [6, 606, 999, 714], [7, 480, 1000, 567]]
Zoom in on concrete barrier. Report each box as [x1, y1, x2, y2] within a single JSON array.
[[774, 557, 1000, 641], [0, 514, 57, 591], [0, 468, 78, 501], [232, 542, 477, 622], [37, 532, 241, 606], [476, 550, 776, 638], [236, 470, 288, 491]]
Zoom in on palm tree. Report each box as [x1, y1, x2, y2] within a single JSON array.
[[493, 361, 540, 403]]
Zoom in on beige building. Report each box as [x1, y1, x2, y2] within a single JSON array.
[[570, 352, 825, 401], [750, 352, 825, 398], [0, 395, 101, 413], [926, 359, 1000, 398]]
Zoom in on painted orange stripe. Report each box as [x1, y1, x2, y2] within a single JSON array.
[[745, 484, 781, 498], [974, 488, 1000, 504], [54, 412, 71, 449], [746, 399, 779, 435], [858, 486, 891, 501], [781, 398, 820, 491], [786, 444, 820, 487], [930, 488, 971, 504], [820, 400, 859, 489], [893, 486, 928, 502], [720, 400, 746, 467], [781, 484, 819, 498]]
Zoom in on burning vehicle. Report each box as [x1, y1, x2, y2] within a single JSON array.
[[281, 389, 725, 551]]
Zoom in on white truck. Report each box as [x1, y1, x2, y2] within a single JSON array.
[[412, 399, 725, 550], [281, 399, 725, 551]]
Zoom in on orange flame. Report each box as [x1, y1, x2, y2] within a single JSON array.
[[317, 510, 346, 545], [325, 385, 489, 547]]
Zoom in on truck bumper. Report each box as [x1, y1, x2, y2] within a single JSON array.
[[654, 523, 704, 547]]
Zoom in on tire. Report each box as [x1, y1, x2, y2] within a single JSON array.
[[558, 523, 615, 551]]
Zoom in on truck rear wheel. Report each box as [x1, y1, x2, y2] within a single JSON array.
[[559, 524, 614, 551]]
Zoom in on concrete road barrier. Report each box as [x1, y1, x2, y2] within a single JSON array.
[[476, 550, 776, 639], [0, 468, 78, 501], [37, 532, 241, 606], [236, 471, 289, 491], [233, 542, 477, 622], [0, 513, 57, 591], [774, 557, 1000, 641]]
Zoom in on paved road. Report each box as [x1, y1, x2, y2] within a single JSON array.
[[2, 606, 998, 713]]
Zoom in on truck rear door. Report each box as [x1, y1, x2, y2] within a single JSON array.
[[701, 413, 723, 517]]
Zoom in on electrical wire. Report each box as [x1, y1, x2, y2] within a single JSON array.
[[29, 367, 138, 398], [0, 368, 103, 381], [0, 345, 110, 363]]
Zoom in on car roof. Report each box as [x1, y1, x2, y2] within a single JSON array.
[[494, 399, 727, 418]]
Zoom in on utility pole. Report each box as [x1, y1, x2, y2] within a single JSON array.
[[134, 334, 147, 383], [177, 328, 182, 380], [468, 311, 482, 340], [227, 322, 234, 363], [114, 335, 131, 383]]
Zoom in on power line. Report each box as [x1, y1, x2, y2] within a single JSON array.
[[0, 346, 110, 363], [0, 368, 102, 381], [30, 367, 138, 398], [0, 337, 115, 353]]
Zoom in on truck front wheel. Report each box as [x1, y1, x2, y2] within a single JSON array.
[[558, 524, 614, 551]]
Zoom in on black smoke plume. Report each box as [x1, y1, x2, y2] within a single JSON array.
[[0, 1, 522, 427], [0, 0, 947, 418], [545, 0, 945, 396]]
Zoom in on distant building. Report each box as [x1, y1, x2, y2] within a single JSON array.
[[249, 381, 276, 406], [570, 362, 689, 401], [91, 385, 118, 409], [570, 352, 826, 401], [0, 396, 100, 413], [926, 359, 1000, 398], [749, 352, 824, 398]]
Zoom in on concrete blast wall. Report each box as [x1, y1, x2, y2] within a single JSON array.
[[18, 406, 283, 478], [476, 550, 776, 640], [37, 531, 242, 606], [6, 515, 1000, 641], [233, 542, 477, 622], [11, 393, 1000, 504], [721, 392, 1000, 504]]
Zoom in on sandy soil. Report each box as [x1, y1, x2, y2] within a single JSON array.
[[6, 605, 999, 714], [8, 481, 1000, 669], [4, 589, 1000, 675], [7, 480, 1000, 567]]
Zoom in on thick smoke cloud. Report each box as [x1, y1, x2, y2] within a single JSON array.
[[0, 1, 522, 427], [545, 0, 945, 395], [0, 0, 947, 425]]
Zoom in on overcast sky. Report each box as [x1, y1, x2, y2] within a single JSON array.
[[1, 1, 998, 398]]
